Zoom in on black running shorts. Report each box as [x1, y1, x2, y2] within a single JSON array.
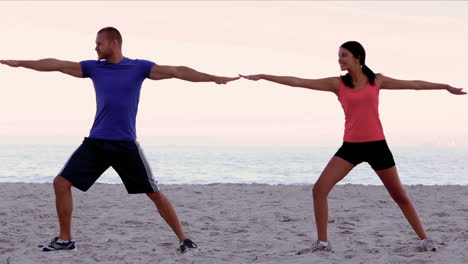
[[334, 140, 396, 170], [58, 137, 160, 194]]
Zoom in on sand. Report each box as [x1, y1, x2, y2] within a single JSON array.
[[0, 182, 467, 263]]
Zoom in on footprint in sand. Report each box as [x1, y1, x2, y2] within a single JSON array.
[[158, 242, 175, 247], [338, 226, 355, 231], [202, 216, 216, 221], [124, 220, 143, 225], [431, 212, 450, 217], [355, 240, 367, 246], [392, 246, 417, 257], [231, 229, 248, 234]]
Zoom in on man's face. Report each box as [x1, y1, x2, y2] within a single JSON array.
[[95, 33, 113, 60]]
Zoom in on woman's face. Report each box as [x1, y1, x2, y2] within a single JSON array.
[[338, 47, 360, 71]]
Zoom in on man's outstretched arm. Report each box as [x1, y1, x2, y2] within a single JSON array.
[[149, 65, 239, 84], [0, 59, 83, 78]]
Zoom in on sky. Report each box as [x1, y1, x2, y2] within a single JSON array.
[[0, 1, 466, 147]]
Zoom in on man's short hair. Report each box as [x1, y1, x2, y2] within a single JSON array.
[[98, 27, 123, 46]]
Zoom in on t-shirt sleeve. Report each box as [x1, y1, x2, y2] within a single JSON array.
[[79, 60, 95, 78], [138, 59, 157, 78]]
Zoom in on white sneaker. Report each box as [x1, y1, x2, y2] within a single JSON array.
[[38, 237, 77, 252], [421, 237, 437, 251], [297, 240, 332, 255]]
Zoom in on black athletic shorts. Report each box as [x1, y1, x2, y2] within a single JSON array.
[[334, 140, 395, 170], [58, 137, 160, 194]]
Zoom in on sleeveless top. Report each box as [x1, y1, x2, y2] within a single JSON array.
[[337, 79, 385, 142]]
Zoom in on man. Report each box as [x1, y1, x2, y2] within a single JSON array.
[[0, 27, 239, 253]]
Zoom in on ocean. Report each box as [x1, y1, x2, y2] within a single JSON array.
[[0, 144, 466, 186]]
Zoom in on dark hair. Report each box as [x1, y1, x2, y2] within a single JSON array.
[[98, 27, 123, 46], [340, 41, 375, 88]]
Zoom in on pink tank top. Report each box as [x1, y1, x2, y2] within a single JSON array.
[[337, 79, 385, 142]]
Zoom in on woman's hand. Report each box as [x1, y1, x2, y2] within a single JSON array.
[[446, 86, 466, 95]]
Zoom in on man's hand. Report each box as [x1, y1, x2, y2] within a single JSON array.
[[0, 60, 20, 67], [239, 74, 263, 81], [213, 76, 240, 84]]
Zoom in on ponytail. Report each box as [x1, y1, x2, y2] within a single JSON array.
[[341, 73, 353, 88], [362, 64, 376, 85]]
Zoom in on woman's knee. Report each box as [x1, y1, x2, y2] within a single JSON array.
[[391, 192, 410, 205], [312, 184, 329, 199]]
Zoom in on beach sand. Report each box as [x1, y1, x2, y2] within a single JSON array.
[[1, 182, 467, 263]]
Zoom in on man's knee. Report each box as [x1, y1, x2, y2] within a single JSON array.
[[147, 190, 164, 202], [54, 176, 72, 191]]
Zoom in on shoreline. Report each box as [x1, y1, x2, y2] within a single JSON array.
[[2, 181, 468, 187]]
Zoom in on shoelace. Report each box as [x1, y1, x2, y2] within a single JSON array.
[[422, 238, 436, 250], [311, 240, 321, 249]]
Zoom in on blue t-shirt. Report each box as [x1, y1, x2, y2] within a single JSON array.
[[80, 57, 155, 141]]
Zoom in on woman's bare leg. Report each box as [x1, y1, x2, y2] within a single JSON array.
[[313, 156, 355, 242], [375, 166, 427, 239]]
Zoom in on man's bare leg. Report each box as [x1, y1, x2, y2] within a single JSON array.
[[147, 191, 187, 242], [53, 176, 73, 240]]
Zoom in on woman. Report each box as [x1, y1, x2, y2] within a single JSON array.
[[240, 41, 465, 253]]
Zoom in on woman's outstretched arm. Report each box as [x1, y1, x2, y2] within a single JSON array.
[[378, 74, 466, 95]]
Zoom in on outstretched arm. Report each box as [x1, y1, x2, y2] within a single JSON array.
[[149, 65, 239, 84], [378, 74, 465, 95], [0, 59, 83, 78], [240, 74, 339, 94]]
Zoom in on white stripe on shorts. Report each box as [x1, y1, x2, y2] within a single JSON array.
[[57, 145, 81, 176], [135, 141, 160, 192]]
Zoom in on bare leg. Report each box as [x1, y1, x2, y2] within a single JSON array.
[[313, 156, 355, 242], [53, 176, 73, 240], [375, 166, 427, 239], [147, 191, 187, 242]]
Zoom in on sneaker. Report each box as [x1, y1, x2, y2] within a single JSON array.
[[179, 239, 199, 253], [297, 240, 332, 255], [421, 237, 437, 251], [39, 237, 77, 252]]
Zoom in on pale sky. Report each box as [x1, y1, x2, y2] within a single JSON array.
[[0, 1, 466, 147]]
